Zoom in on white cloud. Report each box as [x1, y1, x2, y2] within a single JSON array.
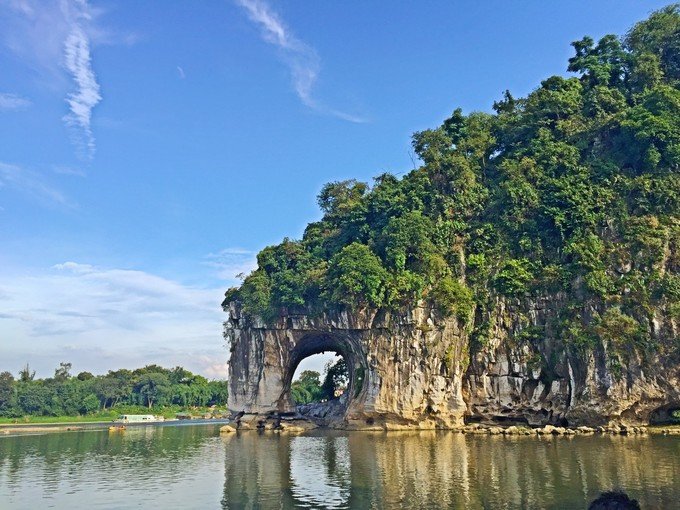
[[177, 65, 185, 79], [235, 0, 366, 123], [61, 0, 101, 159], [0, 161, 73, 207], [204, 247, 257, 284], [0, 261, 229, 378], [0, 92, 31, 110], [1, 1, 70, 75]]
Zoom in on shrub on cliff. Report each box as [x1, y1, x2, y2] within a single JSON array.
[[324, 243, 388, 309]]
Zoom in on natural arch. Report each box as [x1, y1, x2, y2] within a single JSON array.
[[225, 302, 469, 429], [649, 403, 680, 425], [281, 333, 366, 423]]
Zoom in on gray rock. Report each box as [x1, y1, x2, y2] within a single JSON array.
[[224, 298, 680, 429]]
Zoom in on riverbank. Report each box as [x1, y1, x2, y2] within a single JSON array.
[[449, 423, 680, 436], [0, 424, 96, 434], [0, 405, 230, 426], [220, 420, 680, 436], [1, 417, 231, 436]]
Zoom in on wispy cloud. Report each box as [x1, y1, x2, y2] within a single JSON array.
[[0, 161, 73, 207], [0, 92, 31, 110], [177, 65, 186, 79], [1, 0, 104, 158], [61, 0, 101, 159], [235, 0, 366, 123], [53, 164, 86, 177], [0, 261, 228, 378], [204, 247, 257, 284]]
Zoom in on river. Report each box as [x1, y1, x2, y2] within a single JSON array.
[[0, 425, 678, 509]]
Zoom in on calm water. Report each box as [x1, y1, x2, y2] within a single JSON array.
[[0, 425, 678, 509]]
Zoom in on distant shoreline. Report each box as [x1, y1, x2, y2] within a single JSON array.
[[0, 418, 230, 436]]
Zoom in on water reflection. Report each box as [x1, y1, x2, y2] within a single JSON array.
[[290, 436, 351, 508], [221, 431, 680, 509], [0, 425, 226, 509], [1, 427, 679, 509]]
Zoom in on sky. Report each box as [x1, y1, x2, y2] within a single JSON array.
[[0, 0, 672, 379]]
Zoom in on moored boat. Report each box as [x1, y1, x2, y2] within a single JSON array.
[[113, 414, 164, 424]]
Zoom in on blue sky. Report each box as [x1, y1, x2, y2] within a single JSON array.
[[0, 0, 671, 378]]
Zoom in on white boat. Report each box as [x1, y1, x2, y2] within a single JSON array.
[[114, 414, 164, 424]]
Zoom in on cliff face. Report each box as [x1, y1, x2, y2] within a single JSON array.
[[225, 301, 468, 429], [225, 294, 680, 428], [465, 294, 679, 426]]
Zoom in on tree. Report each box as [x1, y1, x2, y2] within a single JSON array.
[[431, 277, 475, 322], [291, 370, 323, 404], [80, 394, 100, 415], [17, 383, 54, 416], [207, 380, 229, 405], [625, 4, 680, 82], [0, 372, 15, 413], [321, 359, 348, 400], [325, 243, 388, 309], [317, 180, 368, 218], [18, 363, 35, 382], [94, 370, 132, 409], [134, 373, 171, 408], [54, 362, 72, 382]]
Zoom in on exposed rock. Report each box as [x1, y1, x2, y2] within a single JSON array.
[[220, 424, 237, 434], [537, 425, 555, 435], [226, 302, 467, 429], [225, 297, 680, 429]]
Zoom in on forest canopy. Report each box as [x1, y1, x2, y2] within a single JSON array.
[[225, 6, 680, 359], [0, 363, 228, 418]]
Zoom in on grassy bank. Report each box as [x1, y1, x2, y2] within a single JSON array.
[[0, 405, 228, 426]]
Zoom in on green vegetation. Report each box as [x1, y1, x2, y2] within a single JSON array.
[[226, 7, 680, 366], [0, 363, 228, 419], [672, 409, 680, 423], [290, 358, 349, 404], [290, 370, 323, 404]]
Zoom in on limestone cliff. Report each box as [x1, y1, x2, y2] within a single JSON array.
[[225, 301, 467, 429], [224, 8, 680, 429], [224, 294, 680, 428]]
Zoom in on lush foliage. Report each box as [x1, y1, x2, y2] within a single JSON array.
[[290, 370, 324, 404], [226, 7, 680, 364], [290, 358, 349, 404], [0, 363, 228, 418]]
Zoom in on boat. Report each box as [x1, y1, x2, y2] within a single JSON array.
[[113, 414, 165, 424]]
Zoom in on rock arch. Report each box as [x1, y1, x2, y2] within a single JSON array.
[[224, 299, 680, 428], [224, 302, 468, 429], [283, 332, 365, 413], [649, 403, 680, 425]]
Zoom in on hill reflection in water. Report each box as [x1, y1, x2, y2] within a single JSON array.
[[222, 430, 680, 509], [0, 426, 678, 509]]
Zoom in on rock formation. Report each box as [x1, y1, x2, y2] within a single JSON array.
[[224, 295, 680, 429]]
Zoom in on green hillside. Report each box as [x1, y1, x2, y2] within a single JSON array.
[[225, 5, 680, 362]]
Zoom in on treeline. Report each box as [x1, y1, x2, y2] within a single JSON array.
[[0, 363, 228, 418], [225, 6, 680, 364]]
